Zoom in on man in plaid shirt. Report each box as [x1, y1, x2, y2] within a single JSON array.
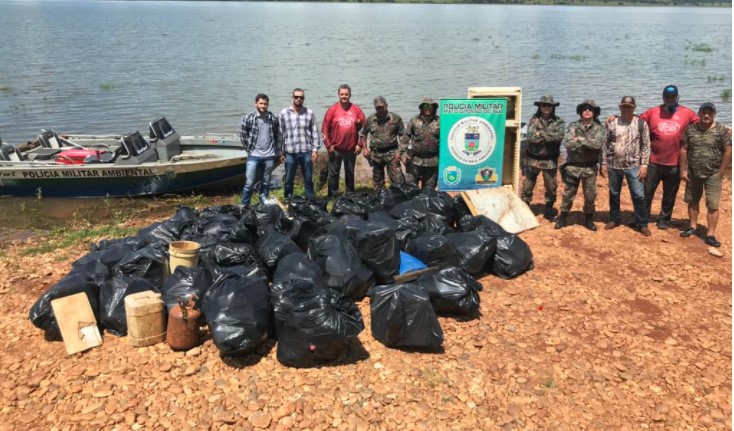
[[278, 88, 321, 199], [240, 93, 279, 207]]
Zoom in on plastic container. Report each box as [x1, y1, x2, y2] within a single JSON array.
[[169, 241, 200, 272], [399, 251, 427, 275], [124, 291, 166, 347]]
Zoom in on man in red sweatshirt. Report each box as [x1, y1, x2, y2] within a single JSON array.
[[322, 84, 366, 197]]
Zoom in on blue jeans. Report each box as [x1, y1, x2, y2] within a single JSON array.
[[241, 156, 276, 206], [284, 152, 314, 199], [608, 166, 648, 227]]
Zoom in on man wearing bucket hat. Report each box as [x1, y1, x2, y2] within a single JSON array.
[[522, 95, 566, 220], [402, 97, 441, 190], [359, 96, 406, 189], [601, 96, 651, 236], [679, 102, 732, 248], [639, 85, 698, 230], [555, 99, 606, 231]]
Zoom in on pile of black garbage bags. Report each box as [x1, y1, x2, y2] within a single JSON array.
[[29, 183, 533, 367]]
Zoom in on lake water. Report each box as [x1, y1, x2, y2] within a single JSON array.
[[0, 1, 731, 145]]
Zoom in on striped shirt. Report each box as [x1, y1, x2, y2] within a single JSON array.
[[240, 110, 279, 155], [278, 106, 321, 154]]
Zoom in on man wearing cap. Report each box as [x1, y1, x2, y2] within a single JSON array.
[[322, 84, 366, 197], [240, 93, 280, 207], [522, 95, 566, 220], [679, 102, 732, 248], [601, 96, 652, 236], [359, 96, 406, 189], [640, 85, 698, 230], [555, 99, 606, 231], [279, 88, 321, 200], [402, 97, 441, 190]]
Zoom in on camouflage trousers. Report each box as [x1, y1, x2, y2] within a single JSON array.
[[521, 166, 558, 207], [369, 149, 405, 189], [559, 164, 598, 214], [405, 161, 438, 190]]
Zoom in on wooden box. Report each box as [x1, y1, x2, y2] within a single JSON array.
[[125, 291, 166, 347], [467, 87, 523, 194]]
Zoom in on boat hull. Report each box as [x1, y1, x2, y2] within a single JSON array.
[[0, 156, 246, 198]]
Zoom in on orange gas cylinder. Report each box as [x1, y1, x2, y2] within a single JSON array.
[[166, 295, 201, 351]]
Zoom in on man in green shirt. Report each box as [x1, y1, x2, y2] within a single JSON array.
[[679, 102, 732, 248]]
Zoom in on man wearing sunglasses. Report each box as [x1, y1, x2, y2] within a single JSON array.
[[639, 85, 698, 230], [278, 88, 321, 200], [555, 99, 606, 231]]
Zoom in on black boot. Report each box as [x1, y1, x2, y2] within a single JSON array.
[[554, 212, 568, 229], [543, 204, 556, 221], [584, 213, 597, 231]]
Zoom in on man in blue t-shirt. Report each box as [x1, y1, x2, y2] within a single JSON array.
[[240, 93, 280, 206]]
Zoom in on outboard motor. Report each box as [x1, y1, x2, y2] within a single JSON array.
[[149, 117, 181, 162], [116, 131, 159, 165]]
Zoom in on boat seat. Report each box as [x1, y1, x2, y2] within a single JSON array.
[[149, 116, 182, 162], [0, 141, 24, 162], [115, 131, 158, 166], [38, 129, 82, 149]]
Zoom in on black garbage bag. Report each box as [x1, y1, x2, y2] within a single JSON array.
[[272, 253, 327, 287], [368, 283, 443, 348], [170, 206, 198, 222], [371, 187, 406, 212], [367, 211, 418, 248], [215, 263, 269, 285], [288, 196, 329, 214], [100, 277, 156, 336], [458, 214, 508, 238], [160, 266, 212, 313], [307, 234, 375, 299], [255, 231, 303, 274], [202, 271, 270, 356], [414, 190, 456, 224], [389, 200, 428, 221], [136, 219, 185, 244], [416, 267, 482, 316], [354, 223, 400, 284], [288, 211, 336, 250], [29, 272, 102, 341], [445, 231, 497, 277], [190, 213, 240, 238], [112, 243, 168, 291], [419, 213, 454, 236], [201, 242, 264, 281], [320, 215, 369, 242], [492, 234, 534, 279], [227, 220, 255, 244], [389, 183, 421, 201], [242, 204, 284, 239], [199, 204, 242, 218], [452, 195, 471, 220], [275, 284, 364, 367], [331, 192, 374, 218], [406, 234, 461, 269], [70, 260, 111, 287], [89, 236, 146, 253], [75, 239, 144, 270]]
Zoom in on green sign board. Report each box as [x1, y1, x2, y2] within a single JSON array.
[[438, 98, 507, 191]]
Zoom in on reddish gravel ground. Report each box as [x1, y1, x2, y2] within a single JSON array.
[[0, 172, 730, 431]]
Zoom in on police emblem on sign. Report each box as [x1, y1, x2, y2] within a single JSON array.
[[475, 167, 497, 185], [443, 166, 461, 186], [464, 126, 480, 155]]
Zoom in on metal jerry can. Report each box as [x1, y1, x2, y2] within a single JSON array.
[[166, 295, 201, 351]]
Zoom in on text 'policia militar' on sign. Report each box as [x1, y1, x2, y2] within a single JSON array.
[[441, 103, 505, 114]]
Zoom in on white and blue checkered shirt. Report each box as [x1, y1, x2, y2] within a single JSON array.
[[278, 106, 322, 154]]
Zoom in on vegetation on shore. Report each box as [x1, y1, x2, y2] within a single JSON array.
[[214, 0, 731, 6]]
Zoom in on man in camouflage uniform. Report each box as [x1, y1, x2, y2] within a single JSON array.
[[555, 99, 606, 231], [359, 96, 406, 189], [402, 97, 441, 190], [522, 95, 565, 220], [679, 102, 732, 248]]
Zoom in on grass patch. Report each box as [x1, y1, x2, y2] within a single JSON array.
[[686, 42, 715, 53], [0, 86, 12, 95], [707, 75, 725, 82], [99, 82, 118, 91], [721, 88, 731, 101], [550, 54, 587, 61], [544, 376, 556, 388]]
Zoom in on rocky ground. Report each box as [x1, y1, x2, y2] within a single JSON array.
[[0, 171, 731, 431]]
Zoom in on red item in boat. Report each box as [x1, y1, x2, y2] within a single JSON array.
[[54, 149, 100, 165]]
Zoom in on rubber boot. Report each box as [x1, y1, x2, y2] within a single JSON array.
[[543, 203, 556, 221], [554, 212, 568, 230], [584, 213, 597, 231]]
